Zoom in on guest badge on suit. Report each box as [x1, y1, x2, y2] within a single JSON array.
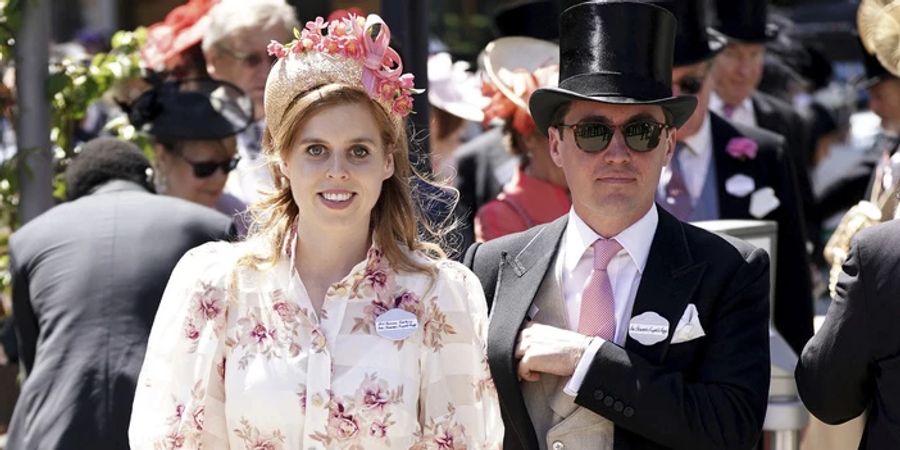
[[628, 311, 670, 346], [375, 308, 419, 340], [725, 174, 755, 198]]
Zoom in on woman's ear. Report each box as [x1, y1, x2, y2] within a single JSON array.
[[382, 152, 395, 181], [153, 144, 171, 171]]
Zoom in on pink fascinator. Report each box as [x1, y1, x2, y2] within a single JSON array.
[[264, 14, 421, 130]]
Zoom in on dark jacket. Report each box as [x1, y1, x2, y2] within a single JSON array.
[[8, 180, 233, 450], [710, 113, 814, 355], [465, 209, 771, 450], [796, 219, 900, 450]]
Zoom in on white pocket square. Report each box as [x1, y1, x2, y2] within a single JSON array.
[[671, 303, 706, 344]]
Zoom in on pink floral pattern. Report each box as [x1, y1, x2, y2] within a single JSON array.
[[129, 241, 503, 450]]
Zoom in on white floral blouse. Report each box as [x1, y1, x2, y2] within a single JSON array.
[[129, 240, 503, 449]]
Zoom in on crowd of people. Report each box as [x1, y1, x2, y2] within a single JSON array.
[[1, 0, 899, 449]]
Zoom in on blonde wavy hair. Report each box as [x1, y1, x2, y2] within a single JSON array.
[[241, 84, 453, 275]]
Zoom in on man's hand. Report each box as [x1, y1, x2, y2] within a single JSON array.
[[515, 322, 593, 382]]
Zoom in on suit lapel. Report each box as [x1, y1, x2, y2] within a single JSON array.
[[624, 209, 706, 363], [711, 114, 752, 219], [487, 216, 567, 449], [751, 94, 776, 131]]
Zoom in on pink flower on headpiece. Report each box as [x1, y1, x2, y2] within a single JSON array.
[[306, 17, 327, 33], [267, 14, 419, 118], [398, 73, 415, 90], [392, 96, 414, 115], [726, 137, 759, 160], [266, 40, 287, 59]]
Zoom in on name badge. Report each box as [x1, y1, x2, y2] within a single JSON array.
[[375, 308, 419, 341], [628, 311, 669, 346]]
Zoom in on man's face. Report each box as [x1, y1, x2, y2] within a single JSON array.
[[868, 79, 900, 133], [548, 100, 674, 231], [711, 42, 765, 105], [206, 25, 292, 121], [672, 61, 713, 140]]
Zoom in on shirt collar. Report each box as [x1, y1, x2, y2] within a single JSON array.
[[682, 112, 712, 157], [709, 92, 754, 115], [563, 204, 659, 274]]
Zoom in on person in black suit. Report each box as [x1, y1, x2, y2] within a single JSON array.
[[708, 0, 818, 245], [7, 138, 233, 449], [465, 2, 770, 449], [796, 218, 900, 450], [658, 0, 813, 356]]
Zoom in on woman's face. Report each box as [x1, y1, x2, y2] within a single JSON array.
[[156, 137, 237, 208], [282, 102, 395, 236]]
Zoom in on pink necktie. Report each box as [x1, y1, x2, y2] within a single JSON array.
[[578, 239, 623, 340], [722, 103, 736, 119]]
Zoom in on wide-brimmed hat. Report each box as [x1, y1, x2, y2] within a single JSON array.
[[529, 1, 697, 134], [427, 52, 489, 122], [653, 0, 724, 66], [127, 78, 254, 142], [710, 0, 777, 44], [481, 36, 559, 135], [482, 37, 559, 111]]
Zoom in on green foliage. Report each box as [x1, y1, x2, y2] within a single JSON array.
[[0, 25, 148, 310]]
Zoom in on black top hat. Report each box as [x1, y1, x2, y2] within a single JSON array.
[[653, 0, 723, 66], [529, 1, 697, 134], [492, 0, 560, 41], [126, 78, 254, 143], [711, 0, 777, 44]]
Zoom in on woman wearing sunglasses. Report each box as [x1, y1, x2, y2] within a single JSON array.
[[473, 37, 570, 242], [129, 14, 502, 449], [127, 78, 254, 235]]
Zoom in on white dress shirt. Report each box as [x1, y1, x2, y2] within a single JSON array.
[[676, 113, 714, 202], [710, 92, 757, 127], [560, 205, 659, 395]]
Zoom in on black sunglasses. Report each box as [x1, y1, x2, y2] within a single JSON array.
[[556, 120, 671, 153], [178, 155, 241, 178], [676, 73, 707, 95]]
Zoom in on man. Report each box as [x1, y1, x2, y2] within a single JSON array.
[[821, 41, 900, 298], [660, 0, 813, 355], [202, 0, 297, 204], [452, 0, 559, 255], [465, 2, 770, 449], [7, 138, 233, 449], [796, 219, 900, 450], [709, 0, 818, 250]]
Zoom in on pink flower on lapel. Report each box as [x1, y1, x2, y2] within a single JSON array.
[[726, 137, 758, 160]]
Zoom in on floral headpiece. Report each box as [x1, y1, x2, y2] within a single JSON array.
[[264, 14, 420, 130]]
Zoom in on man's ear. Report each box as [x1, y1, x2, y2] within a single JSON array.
[[663, 128, 676, 165], [548, 127, 564, 168]]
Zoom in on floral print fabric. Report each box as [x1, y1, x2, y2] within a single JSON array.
[[129, 241, 503, 449]]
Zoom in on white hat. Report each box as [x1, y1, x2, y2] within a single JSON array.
[[427, 52, 489, 122]]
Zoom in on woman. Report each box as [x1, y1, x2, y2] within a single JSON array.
[[474, 37, 570, 242], [129, 14, 502, 449], [127, 78, 254, 235]]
